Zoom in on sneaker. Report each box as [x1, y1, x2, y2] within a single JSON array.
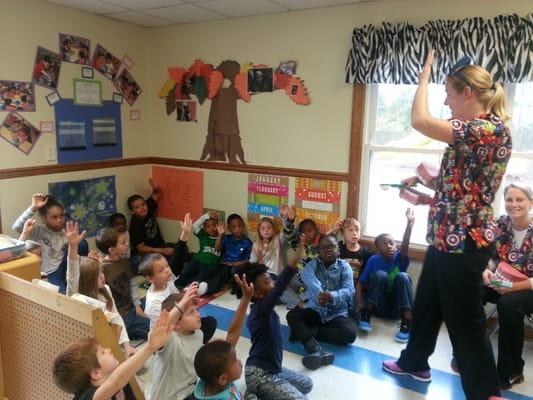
[[302, 352, 322, 370], [394, 321, 410, 343], [499, 374, 524, 390], [320, 351, 335, 366], [382, 360, 431, 383], [198, 281, 208, 296], [358, 309, 372, 332]]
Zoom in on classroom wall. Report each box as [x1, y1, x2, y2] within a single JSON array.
[[147, 0, 532, 172], [1, 0, 530, 246], [0, 0, 152, 170]]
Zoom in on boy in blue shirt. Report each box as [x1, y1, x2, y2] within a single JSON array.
[[357, 208, 415, 343]]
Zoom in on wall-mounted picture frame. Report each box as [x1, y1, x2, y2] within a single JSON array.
[[112, 92, 123, 104], [45, 91, 62, 106], [81, 66, 94, 79], [0, 112, 42, 155], [0, 80, 36, 112], [130, 109, 140, 121], [73, 78, 102, 107], [122, 54, 135, 70], [32, 46, 61, 90], [59, 33, 90, 65]]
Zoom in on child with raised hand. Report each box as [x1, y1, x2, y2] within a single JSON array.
[[214, 214, 252, 294], [66, 221, 136, 358], [12, 193, 88, 293], [53, 310, 174, 400], [193, 274, 254, 399], [250, 216, 285, 276], [150, 276, 253, 400], [95, 226, 150, 340], [236, 235, 313, 400], [174, 211, 224, 293], [357, 208, 415, 343], [128, 178, 174, 258], [18, 218, 41, 256]]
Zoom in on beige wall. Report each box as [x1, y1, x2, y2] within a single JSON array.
[[0, 0, 530, 241]]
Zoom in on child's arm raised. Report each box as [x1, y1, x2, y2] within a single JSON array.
[[225, 274, 254, 346], [180, 213, 193, 242], [399, 208, 415, 259], [148, 178, 162, 203], [19, 219, 37, 241], [12, 193, 49, 234], [326, 219, 344, 236], [280, 205, 297, 248], [65, 221, 86, 296], [93, 311, 174, 400], [192, 211, 215, 235], [168, 284, 198, 325], [214, 221, 225, 251]]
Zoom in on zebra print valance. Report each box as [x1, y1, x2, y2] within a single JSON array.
[[345, 13, 533, 84]]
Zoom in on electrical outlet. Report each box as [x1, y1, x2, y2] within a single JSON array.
[[45, 145, 56, 161]]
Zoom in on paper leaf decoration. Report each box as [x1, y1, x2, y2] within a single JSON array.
[[284, 76, 310, 105], [159, 78, 175, 98], [234, 72, 251, 102], [208, 70, 223, 99]]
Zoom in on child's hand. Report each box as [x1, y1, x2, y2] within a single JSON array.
[[348, 259, 361, 270], [234, 273, 254, 300], [147, 310, 174, 351], [334, 219, 344, 230], [88, 249, 103, 264], [216, 221, 226, 236], [124, 342, 137, 358], [22, 219, 37, 235], [181, 213, 192, 234], [65, 221, 86, 247], [318, 291, 332, 305], [149, 178, 161, 194], [208, 210, 219, 220], [280, 204, 297, 220], [181, 283, 199, 307], [31, 193, 48, 211], [405, 208, 415, 225]]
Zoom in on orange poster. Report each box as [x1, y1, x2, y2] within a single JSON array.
[[151, 166, 203, 221]]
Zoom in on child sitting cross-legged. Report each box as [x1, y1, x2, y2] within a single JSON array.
[[95, 226, 150, 341], [236, 235, 314, 400], [356, 208, 415, 343], [174, 211, 225, 293], [52, 311, 174, 400], [149, 275, 253, 400], [140, 214, 214, 341], [65, 221, 136, 358]]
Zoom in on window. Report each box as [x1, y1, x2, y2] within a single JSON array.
[[359, 82, 533, 247]]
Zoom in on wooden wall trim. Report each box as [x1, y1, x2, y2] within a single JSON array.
[[347, 84, 366, 218], [0, 157, 151, 180], [0, 157, 348, 182], [150, 157, 348, 182]]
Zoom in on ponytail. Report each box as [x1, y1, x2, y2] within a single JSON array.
[[487, 83, 510, 121]]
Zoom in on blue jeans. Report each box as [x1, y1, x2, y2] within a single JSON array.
[[365, 270, 413, 318], [245, 365, 313, 400], [123, 299, 150, 340], [48, 239, 89, 294]]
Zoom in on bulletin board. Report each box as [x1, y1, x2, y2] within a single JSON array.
[[151, 166, 204, 221], [54, 99, 122, 164]]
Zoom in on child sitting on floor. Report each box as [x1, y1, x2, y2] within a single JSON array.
[[128, 178, 174, 258], [280, 204, 322, 309], [174, 211, 224, 293], [95, 227, 150, 340], [12, 193, 88, 293], [150, 275, 253, 400], [109, 213, 131, 257], [250, 216, 285, 277], [52, 311, 174, 400], [357, 208, 415, 343], [66, 221, 136, 357], [235, 236, 314, 399]]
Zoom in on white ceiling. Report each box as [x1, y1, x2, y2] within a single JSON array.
[[47, 0, 374, 27]]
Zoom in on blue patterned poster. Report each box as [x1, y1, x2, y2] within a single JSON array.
[[49, 175, 116, 237]]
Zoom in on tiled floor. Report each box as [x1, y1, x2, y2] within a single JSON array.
[[139, 291, 533, 399]]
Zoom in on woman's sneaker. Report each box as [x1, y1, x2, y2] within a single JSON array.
[[357, 309, 372, 332], [499, 374, 524, 390], [394, 320, 410, 343], [382, 360, 431, 383]]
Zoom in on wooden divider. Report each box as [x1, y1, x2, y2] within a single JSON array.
[[0, 272, 144, 400]]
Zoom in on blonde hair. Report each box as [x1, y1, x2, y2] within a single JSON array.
[[504, 182, 533, 201], [78, 257, 113, 311], [253, 217, 280, 263], [342, 218, 361, 232], [448, 65, 510, 121]]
